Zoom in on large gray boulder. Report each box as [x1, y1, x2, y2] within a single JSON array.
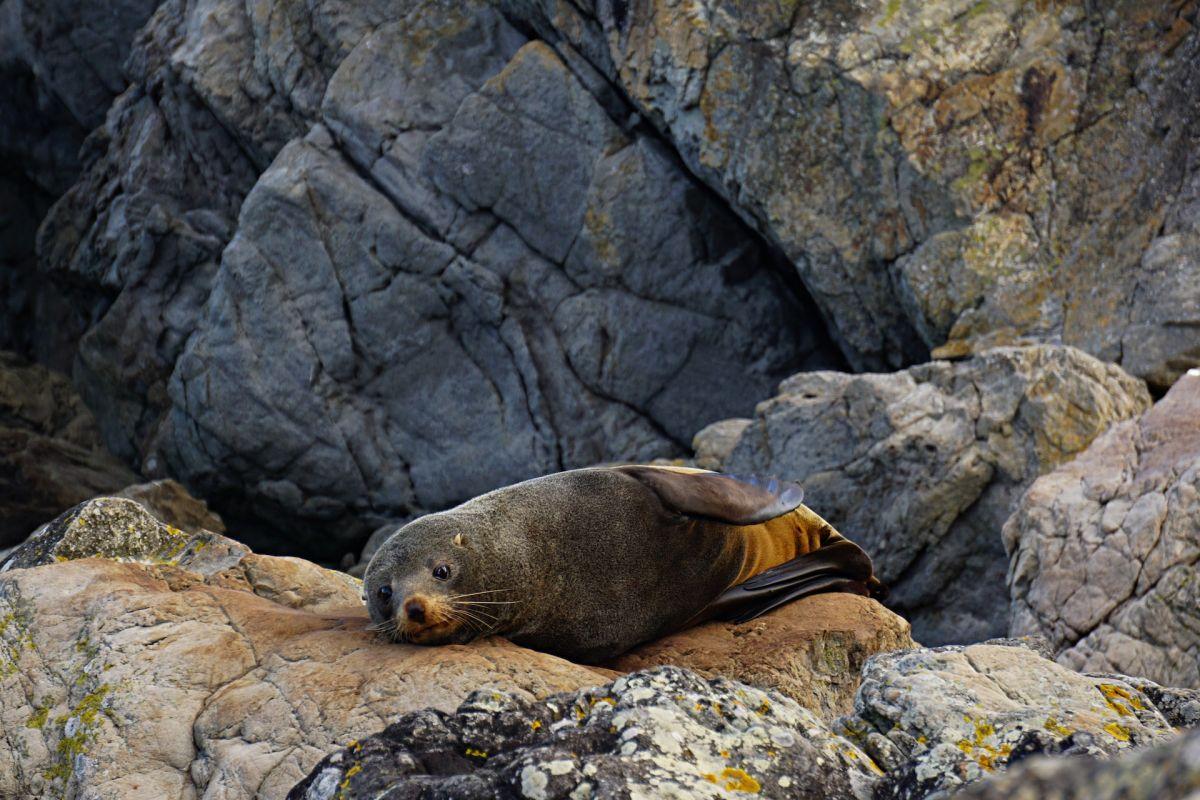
[[501, 0, 1200, 389], [694, 345, 1150, 644], [1007, 369, 1200, 688], [33, 0, 836, 558]]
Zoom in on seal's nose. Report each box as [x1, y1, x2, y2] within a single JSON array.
[[404, 598, 426, 624]]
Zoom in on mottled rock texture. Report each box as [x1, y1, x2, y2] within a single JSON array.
[[610, 593, 914, 721], [835, 639, 1181, 800], [504, 0, 1200, 388], [955, 727, 1200, 800], [0, 351, 137, 547], [290, 639, 1196, 800], [288, 666, 883, 800], [694, 345, 1150, 644], [1007, 369, 1200, 688], [0, 499, 609, 800]]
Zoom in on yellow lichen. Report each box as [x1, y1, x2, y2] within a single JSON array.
[[1098, 684, 1146, 716], [1044, 717, 1074, 737], [1104, 722, 1131, 742], [464, 747, 488, 759]]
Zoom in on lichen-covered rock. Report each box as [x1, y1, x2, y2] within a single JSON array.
[[953, 727, 1200, 800], [610, 593, 914, 721], [0, 495, 245, 574], [502, 0, 1200, 390], [289, 666, 883, 800], [0, 351, 138, 547], [836, 640, 1180, 799], [694, 345, 1149, 644], [1006, 369, 1200, 688], [0, 547, 608, 798]]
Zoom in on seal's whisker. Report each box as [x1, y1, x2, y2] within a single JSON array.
[[457, 599, 520, 605], [444, 588, 516, 600], [452, 607, 496, 628]]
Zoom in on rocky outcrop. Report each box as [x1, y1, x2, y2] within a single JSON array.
[[0, 497, 610, 800], [503, 0, 1200, 390], [0, 351, 137, 547], [1007, 369, 1200, 688], [693, 345, 1150, 644], [835, 639, 1179, 799], [955, 727, 1200, 800], [33, 0, 839, 558], [610, 593, 914, 721], [289, 666, 885, 800], [293, 638, 1192, 800]]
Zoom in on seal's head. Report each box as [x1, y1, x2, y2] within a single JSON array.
[[362, 513, 519, 645]]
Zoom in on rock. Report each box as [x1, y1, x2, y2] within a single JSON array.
[[695, 345, 1150, 644], [1006, 369, 1200, 688], [836, 639, 1181, 799], [0, 0, 164, 358], [149, 0, 838, 557], [288, 666, 884, 800], [609, 593, 915, 721], [0, 351, 138, 547], [0, 505, 608, 799], [31, 0, 841, 558], [0, 495, 244, 574], [953, 727, 1200, 800], [117, 478, 225, 534], [502, 0, 1200, 389]]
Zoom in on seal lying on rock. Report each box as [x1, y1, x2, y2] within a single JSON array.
[[363, 466, 881, 663]]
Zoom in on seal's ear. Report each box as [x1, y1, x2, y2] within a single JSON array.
[[615, 466, 805, 526]]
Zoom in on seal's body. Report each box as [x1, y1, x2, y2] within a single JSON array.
[[363, 465, 879, 663]]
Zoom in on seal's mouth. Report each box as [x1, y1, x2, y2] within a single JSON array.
[[372, 594, 467, 645]]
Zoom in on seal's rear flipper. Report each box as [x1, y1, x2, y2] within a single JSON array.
[[703, 539, 882, 624], [614, 466, 805, 525]]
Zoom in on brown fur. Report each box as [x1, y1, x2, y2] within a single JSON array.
[[363, 466, 861, 663]]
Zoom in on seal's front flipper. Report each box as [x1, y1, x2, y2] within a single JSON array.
[[614, 465, 805, 525], [703, 539, 880, 624]]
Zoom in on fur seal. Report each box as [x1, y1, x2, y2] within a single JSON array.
[[363, 465, 881, 663]]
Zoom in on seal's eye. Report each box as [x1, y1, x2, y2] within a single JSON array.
[[432, 564, 452, 581], [376, 585, 393, 604]]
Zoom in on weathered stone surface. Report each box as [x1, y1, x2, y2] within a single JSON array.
[[0, 529, 608, 798], [1007, 369, 1200, 688], [503, 0, 1200, 389], [151, 1, 837, 557], [694, 345, 1150, 644], [836, 640, 1181, 800], [609, 593, 914, 721], [954, 727, 1200, 800], [289, 666, 883, 800], [0, 352, 138, 547], [29, 0, 839, 558]]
